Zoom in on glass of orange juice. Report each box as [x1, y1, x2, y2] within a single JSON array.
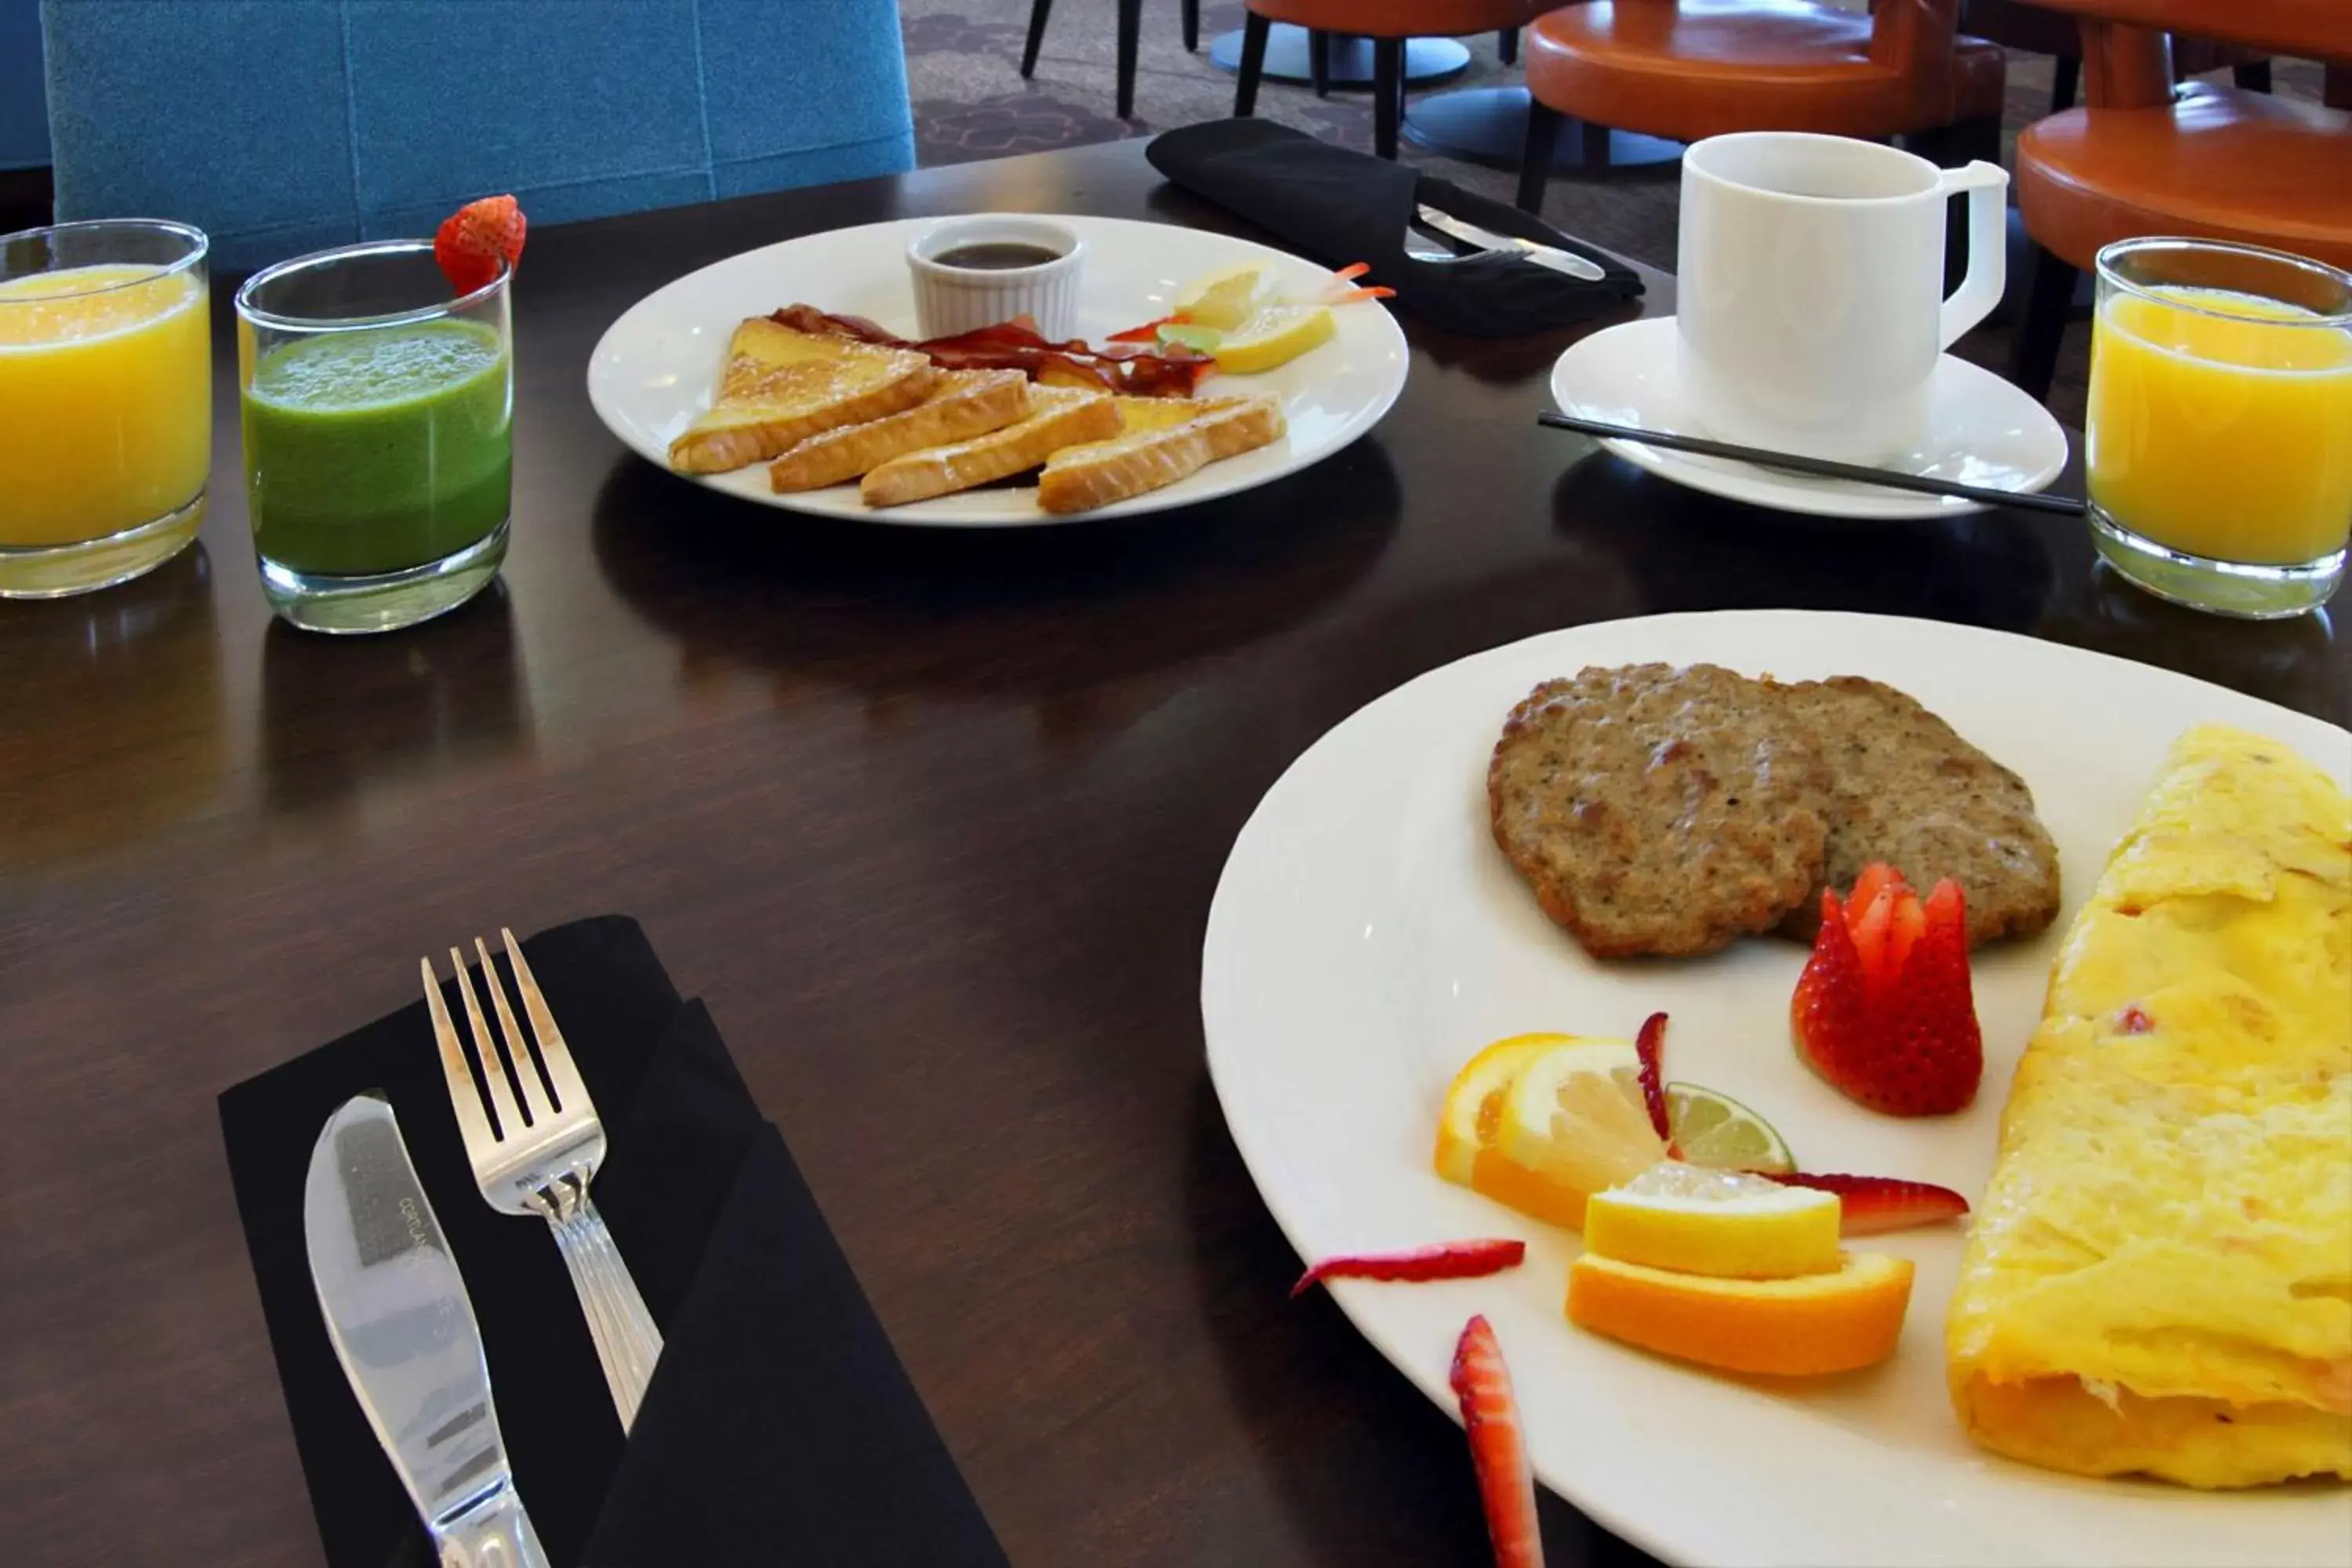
[[0, 220, 212, 597], [2086, 237, 2352, 619]]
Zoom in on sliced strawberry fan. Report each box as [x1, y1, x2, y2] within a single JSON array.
[[1791, 863, 1983, 1116]]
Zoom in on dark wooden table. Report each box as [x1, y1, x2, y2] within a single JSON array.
[[0, 139, 2342, 1568]]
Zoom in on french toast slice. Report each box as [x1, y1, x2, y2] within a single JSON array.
[[860, 385, 1120, 507], [1107, 394, 1211, 437], [668, 318, 937, 474], [1036, 394, 1285, 514], [768, 369, 1030, 492]]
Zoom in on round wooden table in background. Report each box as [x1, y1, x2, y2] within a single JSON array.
[[0, 138, 2342, 1568]]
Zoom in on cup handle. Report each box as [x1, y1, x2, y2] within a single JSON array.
[[1936, 160, 2010, 350]]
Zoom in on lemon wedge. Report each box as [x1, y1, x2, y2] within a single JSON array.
[[1584, 1163, 1842, 1279], [1174, 262, 1276, 332], [1211, 305, 1335, 375], [1497, 1039, 1665, 1215]]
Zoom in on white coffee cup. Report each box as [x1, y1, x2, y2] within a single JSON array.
[[1675, 132, 2008, 463]]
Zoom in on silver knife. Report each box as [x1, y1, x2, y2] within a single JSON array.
[[307, 1094, 550, 1568], [1414, 204, 1606, 281]]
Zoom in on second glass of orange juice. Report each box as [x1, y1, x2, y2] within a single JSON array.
[[0, 220, 212, 597], [2085, 237, 2352, 619]]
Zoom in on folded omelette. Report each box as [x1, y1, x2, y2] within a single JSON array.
[[1947, 724, 2352, 1488]]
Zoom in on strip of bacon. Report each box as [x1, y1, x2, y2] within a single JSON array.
[[767, 303, 1210, 396]]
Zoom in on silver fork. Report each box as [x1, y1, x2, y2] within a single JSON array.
[[423, 927, 662, 1432]]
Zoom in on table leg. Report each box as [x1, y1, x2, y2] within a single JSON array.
[[1207, 26, 1469, 86], [1374, 38, 1403, 158], [1021, 0, 1052, 77], [1233, 13, 1269, 117], [1402, 86, 1682, 172], [1116, 0, 1141, 118]]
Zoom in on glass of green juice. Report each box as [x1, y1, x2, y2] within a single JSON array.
[[235, 240, 511, 633]]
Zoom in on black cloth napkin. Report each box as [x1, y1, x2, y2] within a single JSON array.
[[219, 915, 1007, 1568], [1147, 118, 1643, 336]]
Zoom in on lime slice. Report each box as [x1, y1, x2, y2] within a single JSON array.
[[1665, 1082, 1795, 1174], [1155, 321, 1223, 354]]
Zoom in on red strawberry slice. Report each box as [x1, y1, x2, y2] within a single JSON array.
[[1790, 865, 1981, 1116], [1765, 1171, 1969, 1235], [1633, 1011, 1675, 1151], [434, 194, 527, 298], [1450, 1315, 1545, 1568], [1290, 1238, 1525, 1298]]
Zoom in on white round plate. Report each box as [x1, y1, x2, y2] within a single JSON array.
[[586, 215, 1409, 527], [1550, 318, 2070, 520], [1201, 611, 2351, 1568]]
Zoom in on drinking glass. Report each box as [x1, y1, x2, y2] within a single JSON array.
[[2086, 238, 2352, 619], [236, 240, 512, 634], [0, 219, 211, 598]]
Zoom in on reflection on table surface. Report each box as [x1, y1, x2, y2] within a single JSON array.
[[0, 543, 224, 871]]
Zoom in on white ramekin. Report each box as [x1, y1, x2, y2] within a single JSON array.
[[906, 216, 1086, 341]]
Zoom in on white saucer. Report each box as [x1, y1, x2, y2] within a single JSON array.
[[1549, 316, 2070, 521]]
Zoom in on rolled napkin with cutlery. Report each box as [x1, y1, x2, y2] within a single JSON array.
[[1146, 118, 1642, 338], [220, 915, 1008, 1568]]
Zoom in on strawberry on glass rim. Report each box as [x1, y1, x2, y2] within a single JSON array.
[[434, 194, 527, 298], [1790, 862, 1983, 1116]]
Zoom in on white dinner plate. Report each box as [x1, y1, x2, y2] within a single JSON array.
[[1550, 318, 2070, 520], [1201, 611, 2351, 1568], [586, 215, 1410, 527]]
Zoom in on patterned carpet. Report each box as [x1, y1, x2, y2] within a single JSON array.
[[902, 0, 2329, 424]]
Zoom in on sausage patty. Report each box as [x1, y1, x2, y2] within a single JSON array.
[[1487, 663, 1832, 957], [1768, 675, 2062, 946]]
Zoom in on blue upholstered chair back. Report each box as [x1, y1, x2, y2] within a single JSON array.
[[41, 0, 914, 267], [1, 0, 49, 172]]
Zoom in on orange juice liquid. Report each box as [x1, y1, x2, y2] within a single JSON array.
[[2087, 285, 2352, 566], [0, 263, 212, 547]]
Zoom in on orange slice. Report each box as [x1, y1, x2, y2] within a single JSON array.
[[1566, 1250, 1915, 1376], [1434, 1033, 1628, 1229]]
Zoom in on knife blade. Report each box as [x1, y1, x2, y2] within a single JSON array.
[[307, 1094, 550, 1568], [1414, 205, 1606, 282]]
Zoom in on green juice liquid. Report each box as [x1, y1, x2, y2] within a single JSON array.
[[244, 318, 511, 576]]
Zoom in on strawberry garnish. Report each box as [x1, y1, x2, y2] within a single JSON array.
[[434, 194, 526, 298], [1790, 865, 1981, 1116], [1633, 1011, 1675, 1152], [1764, 1171, 1969, 1235], [1450, 1316, 1545, 1568], [1290, 1238, 1526, 1298], [1105, 313, 1185, 343]]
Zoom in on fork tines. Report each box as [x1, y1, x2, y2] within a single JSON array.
[[421, 928, 591, 1148]]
